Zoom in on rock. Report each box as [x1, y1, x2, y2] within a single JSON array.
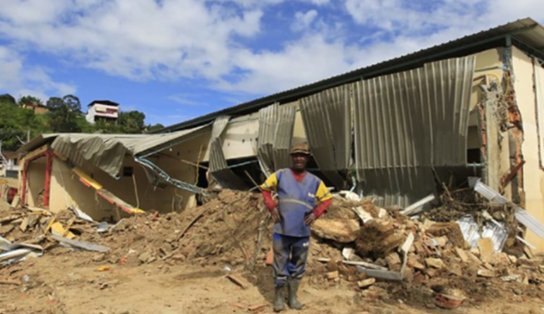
[[448, 263, 463, 277], [501, 274, 521, 282], [357, 278, 376, 289], [355, 219, 405, 258], [312, 218, 360, 243], [426, 258, 446, 269], [455, 248, 469, 263], [477, 269, 497, 278], [434, 236, 448, 247], [385, 252, 402, 269], [326, 271, 339, 280], [508, 255, 518, 264], [138, 251, 153, 264], [407, 255, 425, 270], [478, 238, 495, 263], [434, 288, 466, 309], [426, 222, 465, 248]]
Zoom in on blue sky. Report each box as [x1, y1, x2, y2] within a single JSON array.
[[0, 0, 542, 126]]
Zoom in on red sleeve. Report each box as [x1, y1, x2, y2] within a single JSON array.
[[313, 198, 332, 218], [262, 190, 277, 212]]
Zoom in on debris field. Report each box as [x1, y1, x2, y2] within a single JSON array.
[[1, 185, 544, 313]]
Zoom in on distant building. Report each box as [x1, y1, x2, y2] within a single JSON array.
[[86, 100, 120, 124], [0, 150, 19, 178], [21, 102, 49, 115]]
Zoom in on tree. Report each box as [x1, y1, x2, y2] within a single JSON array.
[[118, 111, 145, 133], [46, 95, 83, 132], [145, 123, 164, 133], [0, 94, 16, 105], [19, 95, 44, 107]]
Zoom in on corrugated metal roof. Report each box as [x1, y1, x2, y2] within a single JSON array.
[[353, 55, 476, 206], [160, 18, 544, 133], [299, 85, 352, 187], [256, 103, 296, 175], [18, 125, 210, 178]]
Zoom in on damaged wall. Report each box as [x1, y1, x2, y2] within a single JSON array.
[[511, 46, 544, 251], [352, 55, 476, 206], [46, 129, 211, 220], [26, 157, 46, 208], [472, 48, 512, 197]]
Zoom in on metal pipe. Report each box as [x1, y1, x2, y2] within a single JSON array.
[[134, 157, 205, 194]]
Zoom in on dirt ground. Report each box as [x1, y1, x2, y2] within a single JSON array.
[[1, 189, 544, 313], [1, 250, 543, 314]]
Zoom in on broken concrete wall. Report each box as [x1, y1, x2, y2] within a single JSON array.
[[510, 46, 544, 251], [473, 48, 512, 197], [46, 129, 211, 220], [26, 157, 46, 208], [49, 157, 115, 220]]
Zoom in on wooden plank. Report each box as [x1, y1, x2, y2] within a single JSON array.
[[226, 274, 249, 289]]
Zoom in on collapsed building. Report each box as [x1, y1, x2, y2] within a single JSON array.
[[15, 18, 544, 251]]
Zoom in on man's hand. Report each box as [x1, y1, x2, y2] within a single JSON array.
[[270, 207, 281, 223], [304, 213, 316, 225]]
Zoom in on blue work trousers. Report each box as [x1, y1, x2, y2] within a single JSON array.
[[272, 233, 310, 287]]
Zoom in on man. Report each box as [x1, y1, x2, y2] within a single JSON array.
[[260, 143, 332, 312]]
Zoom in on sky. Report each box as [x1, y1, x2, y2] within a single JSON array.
[[0, 0, 543, 126]]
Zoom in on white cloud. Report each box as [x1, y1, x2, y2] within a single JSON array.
[[1, 0, 543, 104], [0, 46, 76, 101], [219, 34, 359, 93], [291, 10, 319, 32], [0, 0, 264, 81]]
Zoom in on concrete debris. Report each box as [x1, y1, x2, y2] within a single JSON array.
[[312, 218, 360, 243], [357, 277, 376, 289], [434, 288, 466, 309], [0, 187, 543, 310], [425, 258, 446, 269], [477, 269, 497, 278], [478, 238, 496, 263], [326, 271, 339, 280], [355, 219, 406, 258]]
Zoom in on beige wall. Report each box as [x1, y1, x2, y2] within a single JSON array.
[[48, 130, 211, 220], [26, 157, 46, 207], [470, 48, 512, 194], [511, 47, 544, 251]]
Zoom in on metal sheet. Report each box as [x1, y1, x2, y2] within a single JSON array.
[[44, 124, 210, 178], [353, 56, 476, 206], [257, 103, 296, 176], [472, 179, 544, 240], [300, 85, 351, 188], [207, 116, 249, 189]]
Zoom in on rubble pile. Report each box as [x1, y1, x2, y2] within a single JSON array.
[[1, 186, 543, 310]]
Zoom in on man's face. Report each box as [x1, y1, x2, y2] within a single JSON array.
[[291, 153, 308, 171]]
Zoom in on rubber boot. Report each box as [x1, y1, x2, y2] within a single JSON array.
[[287, 278, 304, 310], [273, 285, 286, 312]]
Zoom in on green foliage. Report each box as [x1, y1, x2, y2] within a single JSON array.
[[0, 94, 16, 105], [118, 111, 145, 133], [46, 95, 82, 132], [19, 95, 44, 107], [0, 93, 161, 151], [0, 95, 48, 150], [145, 123, 165, 133]]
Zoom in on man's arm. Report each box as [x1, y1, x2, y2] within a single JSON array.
[[260, 173, 280, 222], [305, 181, 333, 225]]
